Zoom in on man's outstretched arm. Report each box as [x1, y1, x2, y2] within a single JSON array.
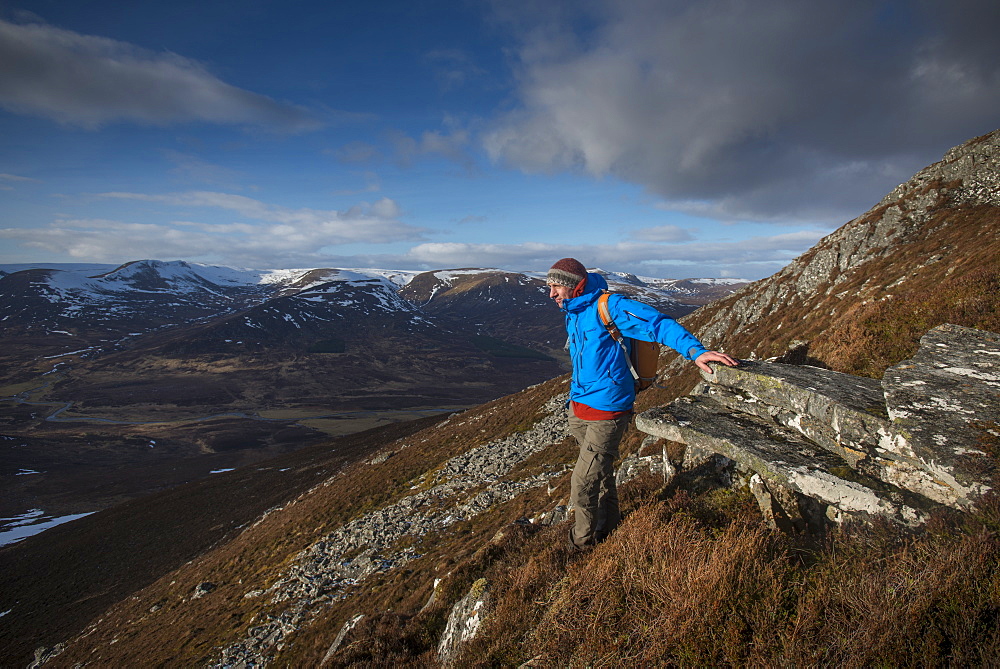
[[694, 350, 739, 373]]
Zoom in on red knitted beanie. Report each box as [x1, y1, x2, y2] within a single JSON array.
[[547, 258, 587, 288]]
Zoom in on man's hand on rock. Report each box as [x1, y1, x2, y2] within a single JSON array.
[[695, 350, 739, 374]]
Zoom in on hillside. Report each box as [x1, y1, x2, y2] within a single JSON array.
[[682, 129, 1000, 374], [630, 127, 1000, 427], [2, 130, 999, 667]]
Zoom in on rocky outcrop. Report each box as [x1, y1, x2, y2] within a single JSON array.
[[637, 324, 998, 529], [674, 129, 1000, 363], [883, 324, 999, 503], [437, 578, 490, 666]]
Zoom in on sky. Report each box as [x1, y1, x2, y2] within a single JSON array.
[[0, 0, 998, 280]]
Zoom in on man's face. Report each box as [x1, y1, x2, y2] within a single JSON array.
[[547, 283, 572, 307]]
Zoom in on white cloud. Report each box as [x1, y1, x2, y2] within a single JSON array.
[[484, 0, 1000, 224], [97, 190, 417, 243], [162, 151, 245, 188], [0, 172, 37, 182], [0, 191, 426, 267], [2, 223, 822, 278], [390, 128, 475, 170], [628, 225, 693, 243], [402, 229, 826, 278], [0, 172, 39, 190], [0, 18, 318, 130]]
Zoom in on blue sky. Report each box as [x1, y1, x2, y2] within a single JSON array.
[[1, 0, 998, 279]]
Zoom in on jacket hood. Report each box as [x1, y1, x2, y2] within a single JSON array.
[[562, 272, 607, 312]]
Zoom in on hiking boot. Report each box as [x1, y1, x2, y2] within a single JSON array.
[[566, 527, 592, 553]]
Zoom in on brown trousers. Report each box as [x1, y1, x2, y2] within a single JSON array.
[[568, 412, 631, 548]]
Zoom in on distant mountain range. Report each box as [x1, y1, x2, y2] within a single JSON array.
[[0, 260, 747, 548], [0, 260, 749, 416], [1, 131, 997, 668], [0, 260, 746, 362]]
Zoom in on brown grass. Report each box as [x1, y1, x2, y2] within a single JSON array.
[[677, 202, 1000, 379], [312, 481, 1000, 668], [813, 264, 1000, 377], [451, 492, 1000, 667], [526, 507, 788, 666], [30, 356, 1000, 668]]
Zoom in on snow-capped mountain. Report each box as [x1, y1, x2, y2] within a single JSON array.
[[0, 259, 748, 444], [0, 260, 746, 358]]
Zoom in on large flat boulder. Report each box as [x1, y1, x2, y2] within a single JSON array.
[[637, 395, 934, 527], [882, 323, 998, 507], [637, 325, 997, 526], [696, 362, 966, 507], [699, 360, 889, 458]]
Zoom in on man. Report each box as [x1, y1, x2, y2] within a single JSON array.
[[546, 258, 738, 550]]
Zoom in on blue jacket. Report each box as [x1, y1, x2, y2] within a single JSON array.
[[562, 273, 707, 412]]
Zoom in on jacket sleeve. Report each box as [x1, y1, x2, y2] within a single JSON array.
[[609, 295, 708, 361]]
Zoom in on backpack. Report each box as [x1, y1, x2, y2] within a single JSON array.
[[596, 291, 659, 391]]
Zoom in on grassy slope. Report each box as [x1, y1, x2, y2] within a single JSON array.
[[313, 179, 1000, 665], [35, 378, 574, 667]]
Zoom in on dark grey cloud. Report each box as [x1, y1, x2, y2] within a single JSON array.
[[0, 18, 318, 130], [484, 0, 1000, 223]]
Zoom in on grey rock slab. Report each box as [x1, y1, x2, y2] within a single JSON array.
[[321, 614, 364, 666], [694, 380, 960, 507], [636, 396, 932, 526], [437, 578, 490, 667], [883, 323, 999, 506], [691, 377, 881, 466], [700, 360, 891, 448]]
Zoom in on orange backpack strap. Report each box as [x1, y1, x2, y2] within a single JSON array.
[[596, 292, 615, 330], [596, 291, 640, 382]]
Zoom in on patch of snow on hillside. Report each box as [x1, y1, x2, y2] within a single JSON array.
[[333, 269, 421, 287], [0, 508, 95, 547], [181, 262, 271, 286], [433, 269, 495, 283], [257, 268, 314, 285], [42, 348, 97, 359]]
